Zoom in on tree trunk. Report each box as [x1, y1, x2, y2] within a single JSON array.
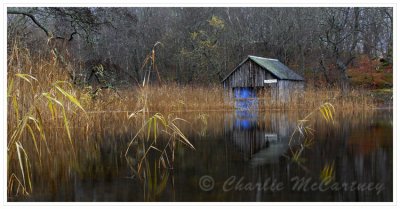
[[336, 59, 350, 94]]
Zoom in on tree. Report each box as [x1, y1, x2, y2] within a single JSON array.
[[7, 7, 393, 87], [317, 8, 361, 91]]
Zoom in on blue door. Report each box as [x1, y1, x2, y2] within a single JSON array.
[[233, 87, 258, 110]]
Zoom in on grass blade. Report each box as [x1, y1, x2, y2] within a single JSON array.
[[54, 85, 85, 112]]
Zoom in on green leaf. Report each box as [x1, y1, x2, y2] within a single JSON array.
[[16, 142, 26, 188], [7, 78, 14, 97], [62, 107, 74, 151], [47, 98, 56, 120], [54, 85, 85, 112], [12, 95, 19, 121], [15, 142, 31, 193], [35, 107, 50, 154], [26, 124, 39, 156], [42, 93, 63, 107], [15, 74, 37, 84]]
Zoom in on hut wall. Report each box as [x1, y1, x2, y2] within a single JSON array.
[[223, 59, 304, 103], [277, 80, 304, 103], [223, 60, 277, 89]]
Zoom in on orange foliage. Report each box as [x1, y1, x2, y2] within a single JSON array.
[[347, 55, 392, 89]]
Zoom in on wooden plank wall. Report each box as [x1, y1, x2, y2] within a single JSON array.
[[223, 59, 304, 103], [223, 60, 274, 88], [277, 80, 304, 103]]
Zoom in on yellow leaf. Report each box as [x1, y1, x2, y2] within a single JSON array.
[[54, 85, 85, 112]]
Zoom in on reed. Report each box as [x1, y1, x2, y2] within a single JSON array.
[[7, 42, 87, 196], [285, 102, 338, 182], [258, 86, 376, 111], [123, 45, 196, 192], [7, 40, 382, 199], [85, 84, 377, 114], [320, 161, 335, 184], [7, 41, 197, 198]]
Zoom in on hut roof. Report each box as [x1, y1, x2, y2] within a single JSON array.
[[222, 55, 305, 82]]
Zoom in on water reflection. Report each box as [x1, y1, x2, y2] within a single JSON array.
[[230, 99, 295, 167], [10, 109, 393, 202]]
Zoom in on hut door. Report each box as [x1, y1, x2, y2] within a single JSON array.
[[233, 87, 256, 99], [233, 87, 258, 109]]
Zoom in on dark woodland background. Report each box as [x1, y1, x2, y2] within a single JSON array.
[[7, 7, 393, 88]]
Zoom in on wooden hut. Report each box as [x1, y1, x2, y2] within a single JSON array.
[[221, 55, 305, 102]]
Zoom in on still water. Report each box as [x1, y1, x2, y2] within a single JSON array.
[[13, 109, 392, 202]]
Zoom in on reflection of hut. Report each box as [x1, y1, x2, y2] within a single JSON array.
[[228, 109, 266, 159], [249, 141, 287, 167], [221, 55, 305, 102], [226, 110, 295, 166]]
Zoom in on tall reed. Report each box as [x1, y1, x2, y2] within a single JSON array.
[[7, 41, 87, 196], [124, 43, 195, 181], [7, 39, 381, 199], [285, 102, 337, 183]]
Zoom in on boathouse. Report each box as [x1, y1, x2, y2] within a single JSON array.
[[221, 55, 305, 103]]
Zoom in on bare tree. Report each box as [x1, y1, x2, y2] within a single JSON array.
[[7, 7, 393, 87]]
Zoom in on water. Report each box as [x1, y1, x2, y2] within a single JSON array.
[[11, 109, 393, 202]]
